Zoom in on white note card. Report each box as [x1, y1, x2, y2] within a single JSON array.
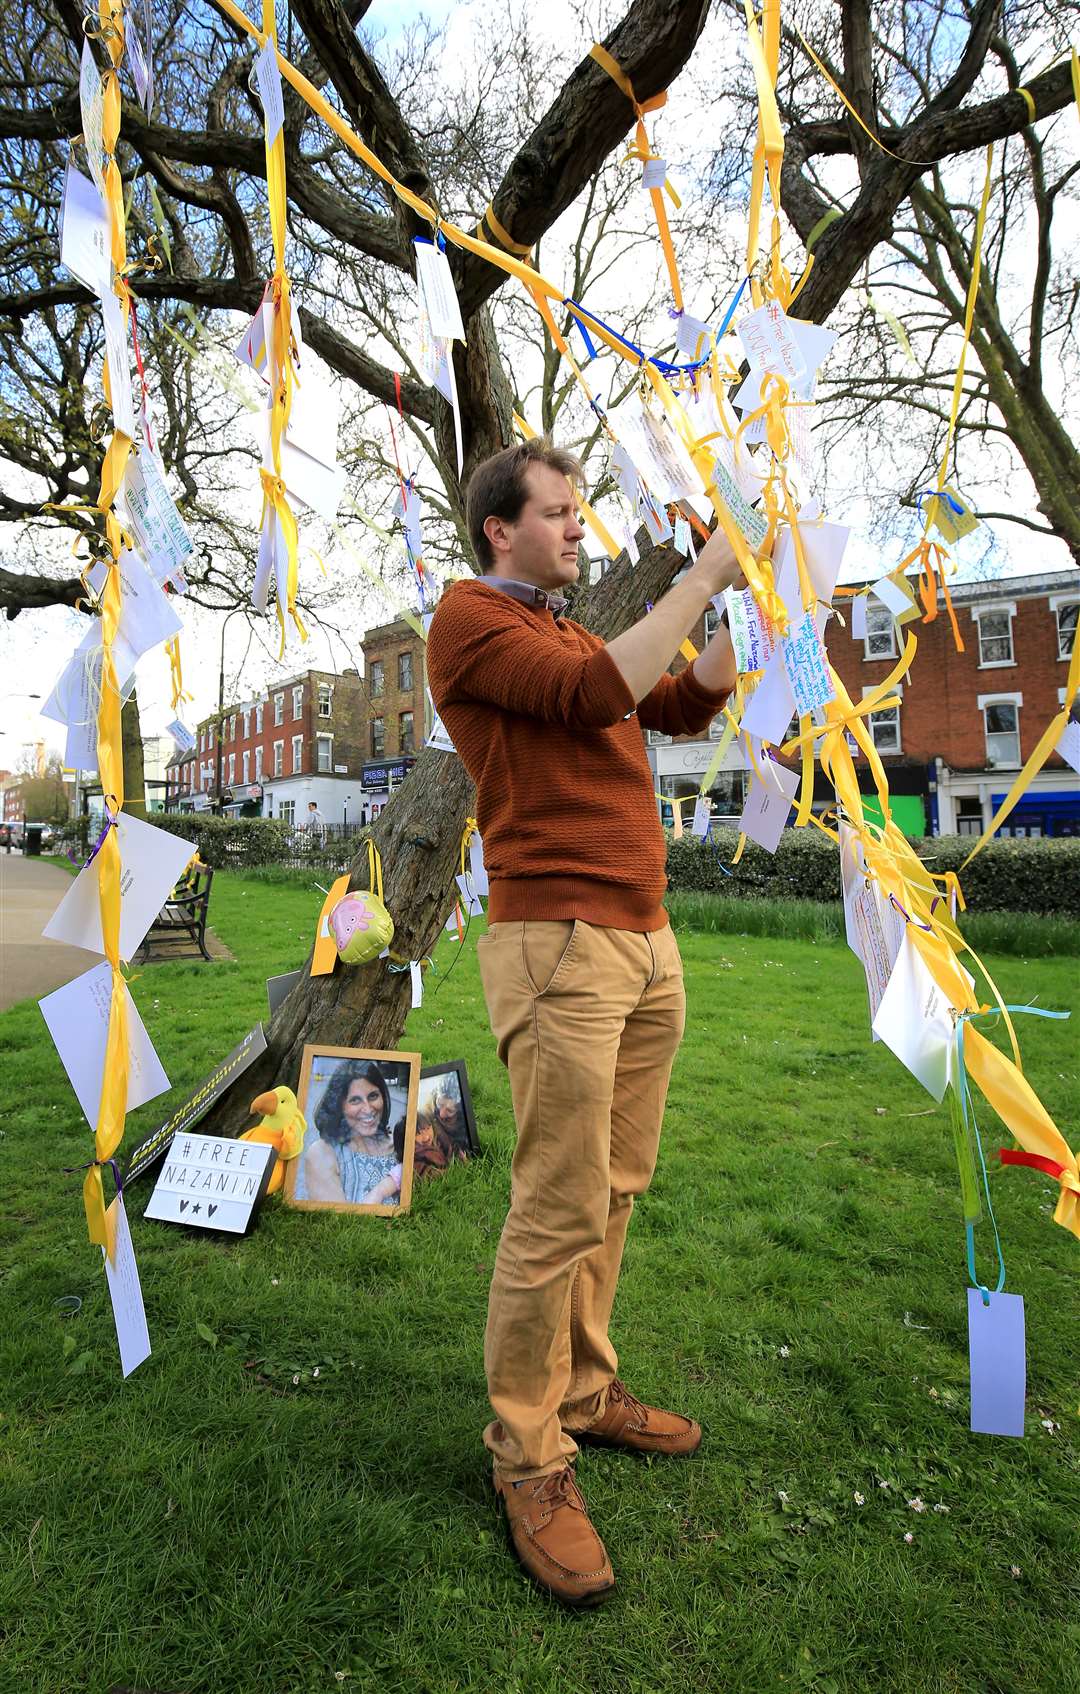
[[738, 301, 807, 384], [739, 753, 799, 853], [871, 934, 957, 1103], [1056, 715, 1080, 776], [455, 872, 484, 917], [692, 796, 712, 838], [103, 1196, 151, 1378], [252, 35, 285, 144], [782, 611, 837, 717], [39, 961, 170, 1129], [410, 961, 423, 1009], [59, 164, 111, 298], [642, 157, 667, 189], [414, 239, 466, 341], [43, 810, 194, 961], [121, 451, 193, 580], [740, 650, 796, 744]]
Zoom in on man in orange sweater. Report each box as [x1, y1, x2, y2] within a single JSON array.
[[427, 437, 743, 1606]]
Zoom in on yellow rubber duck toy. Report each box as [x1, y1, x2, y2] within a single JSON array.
[[241, 1086, 307, 1195]]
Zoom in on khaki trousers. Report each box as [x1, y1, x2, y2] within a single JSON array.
[[476, 918, 686, 1481]]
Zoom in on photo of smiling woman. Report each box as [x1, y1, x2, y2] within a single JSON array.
[[285, 1046, 421, 1215]]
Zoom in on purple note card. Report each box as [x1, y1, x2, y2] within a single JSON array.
[[967, 1289, 1026, 1438]]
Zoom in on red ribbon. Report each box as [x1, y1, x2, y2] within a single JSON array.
[[999, 1148, 1066, 1181]]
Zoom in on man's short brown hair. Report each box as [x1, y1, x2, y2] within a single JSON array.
[[466, 438, 583, 570]]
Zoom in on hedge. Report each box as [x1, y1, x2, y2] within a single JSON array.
[[665, 829, 1080, 917], [55, 814, 1080, 915]]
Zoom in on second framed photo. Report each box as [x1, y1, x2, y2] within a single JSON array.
[[414, 1060, 480, 1180], [285, 1046, 421, 1215]]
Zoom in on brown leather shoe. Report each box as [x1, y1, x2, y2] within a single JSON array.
[[569, 1378, 702, 1457], [494, 1467, 616, 1607]]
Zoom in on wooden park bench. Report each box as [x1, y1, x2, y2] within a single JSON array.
[[137, 862, 215, 962]]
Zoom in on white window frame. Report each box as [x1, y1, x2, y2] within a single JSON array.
[[369, 659, 384, 697], [279, 799, 295, 826], [254, 746, 264, 781], [229, 714, 236, 741], [317, 683, 333, 718], [273, 739, 284, 778], [291, 734, 303, 774], [1050, 594, 1078, 662], [292, 684, 304, 720], [316, 734, 333, 773], [862, 684, 902, 754], [370, 715, 385, 757], [227, 753, 235, 784], [864, 601, 898, 661], [398, 651, 413, 692], [978, 690, 1022, 769], [273, 693, 284, 726], [972, 601, 1016, 668], [399, 710, 415, 753], [242, 709, 250, 739], [255, 703, 264, 733], [242, 750, 250, 785]]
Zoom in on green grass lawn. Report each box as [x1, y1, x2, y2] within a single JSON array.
[[1, 873, 1078, 1694]]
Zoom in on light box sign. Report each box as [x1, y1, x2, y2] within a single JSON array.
[[144, 1134, 276, 1235]]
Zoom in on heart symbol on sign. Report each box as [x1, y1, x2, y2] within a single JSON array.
[[179, 1199, 188, 1213], [207, 1204, 218, 1218]]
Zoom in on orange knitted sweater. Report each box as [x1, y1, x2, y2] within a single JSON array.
[[426, 580, 729, 931]]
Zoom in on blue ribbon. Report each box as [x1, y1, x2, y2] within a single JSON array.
[[562, 297, 710, 378], [916, 488, 965, 519], [954, 1003, 1070, 1303]]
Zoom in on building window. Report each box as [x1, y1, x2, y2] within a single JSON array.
[[229, 714, 236, 741], [863, 687, 901, 754], [255, 703, 264, 733], [370, 716, 385, 757], [399, 711, 415, 754], [273, 693, 284, 726], [279, 800, 295, 825], [956, 797, 983, 836], [983, 699, 1021, 767], [975, 605, 1015, 666], [369, 659, 384, 696], [273, 740, 284, 777], [316, 734, 333, 773], [864, 602, 897, 660], [228, 753, 235, 784], [292, 685, 304, 720], [398, 652, 413, 692], [242, 709, 250, 739], [318, 683, 333, 718], [255, 747, 263, 780], [242, 750, 250, 785], [1055, 601, 1078, 661], [292, 735, 303, 774]]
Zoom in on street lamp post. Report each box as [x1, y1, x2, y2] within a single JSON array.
[[214, 608, 245, 816]]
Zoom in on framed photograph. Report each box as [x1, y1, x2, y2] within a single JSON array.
[[414, 1060, 479, 1180], [284, 1046, 421, 1215]]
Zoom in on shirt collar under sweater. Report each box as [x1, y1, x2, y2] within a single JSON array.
[[479, 574, 568, 619]]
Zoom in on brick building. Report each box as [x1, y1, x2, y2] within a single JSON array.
[[165, 667, 368, 825], [830, 568, 1078, 837], [358, 618, 428, 806], [647, 566, 1079, 838]]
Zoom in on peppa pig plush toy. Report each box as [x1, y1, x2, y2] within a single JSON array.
[[329, 888, 394, 964]]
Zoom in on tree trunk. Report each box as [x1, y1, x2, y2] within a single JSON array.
[[203, 534, 683, 1135], [121, 689, 147, 820]]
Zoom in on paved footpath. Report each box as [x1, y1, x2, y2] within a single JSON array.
[[0, 854, 99, 1013]]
